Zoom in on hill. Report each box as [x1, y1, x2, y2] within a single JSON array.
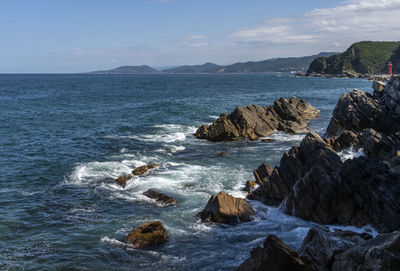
[[307, 41, 400, 75], [90, 65, 160, 74], [217, 52, 335, 73], [163, 63, 222, 73]]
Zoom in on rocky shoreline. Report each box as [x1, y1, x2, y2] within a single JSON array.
[[237, 76, 400, 270], [113, 77, 400, 270], [295, 72, 395, 82]]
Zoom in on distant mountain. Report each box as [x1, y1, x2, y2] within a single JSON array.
[[163, 63, 222, 73], [214, 52, 335, 73], [307, 41, 400, 75], [90, 65, 160, 74]]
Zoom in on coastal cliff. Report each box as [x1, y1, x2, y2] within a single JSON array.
[[239, 77, 400, 270]]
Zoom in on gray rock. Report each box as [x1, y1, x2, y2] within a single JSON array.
[[332, 231, 400, 271], [237, 235, 310, 271]]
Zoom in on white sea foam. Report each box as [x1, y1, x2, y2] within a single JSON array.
[[337, 147, 364, 161], [328, 224, 379, 237], [268, 132, 306, 142], [100, 236, 127, 247]]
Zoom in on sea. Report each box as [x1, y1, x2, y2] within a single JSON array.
[[0, 74, 376, 270]]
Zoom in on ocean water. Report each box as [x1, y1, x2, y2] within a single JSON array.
[[0, 74, 374, 270]]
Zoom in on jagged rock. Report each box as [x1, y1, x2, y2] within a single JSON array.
[[143, 189, 178, 206], [253, 162, 274, 185], [195, 97, 319, 141], [299, 227, 371, 271], [326, 89, 381, 137], [115, 174, 133, 187], [360, 128, 395, 159], [126, 221, 168, 248], [243, 180, 257, 192], [332, 231, 400, 271], [132, 164, 160, 176], [285, 156, 400, 233], [237, 235, 310, 271], [199, 191, 255, 225], [249, 132, 341, 206], [324, 130, 360, 152]]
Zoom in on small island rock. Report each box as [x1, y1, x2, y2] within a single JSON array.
[[143, 189, 178, 206], [126, 221, 168, 248], [199, 191, 255, 225], [115, 174, 133, 188], [132, 164, 160, 176]]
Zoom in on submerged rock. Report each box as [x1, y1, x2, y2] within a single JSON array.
[[195, 97, 319, 141], [237, 235, 310, 271], [199, 191, 255, 225], [115, 174, 133, 188], [132, 164, 160, 176], [143, 189, 178, 206], [126, 221, 168, 248]]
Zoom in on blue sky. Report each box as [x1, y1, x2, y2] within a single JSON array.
[[1, 0, 400, 73]]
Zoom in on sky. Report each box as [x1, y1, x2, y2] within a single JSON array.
[[1, 0, 400, 73]]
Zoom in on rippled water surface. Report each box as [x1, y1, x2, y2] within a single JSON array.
[[0, 74, 373, 270]]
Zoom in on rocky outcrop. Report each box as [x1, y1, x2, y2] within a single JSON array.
[[284, 155, 400, 233], [326, 77, 400, 157], [238, 227, 400, 271], [237, 235, 310, 271], [248, 132, 342, 206], [143, 189, 178, 206], [132, 164, 160, 176], [325, 89, 381, 137], [195, 97, 319, 141], [115, 174, 133, 187], [299, 227, 372, 271], [199, 191, 255, 225], [332, 231, 400, 271], [126, 221, 168, 248]]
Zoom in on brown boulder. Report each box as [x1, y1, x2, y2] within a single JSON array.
[[237, 235, 310, 271], [115, 174, 133, 188], [132, 164, 160, 176], [143, 189, 178, 206], [199, 191, 255, 225], [126, 221, 168, 248], [195, 97, 318, 141]]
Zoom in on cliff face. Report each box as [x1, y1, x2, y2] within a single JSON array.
[[307, 41, 400, 75], [390, 45, 400, 74]]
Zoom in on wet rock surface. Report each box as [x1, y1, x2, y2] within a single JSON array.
[[126, 221, 168, 248], [195, 97, 319, 141], [143, 189, 178, 206], [199, 191, 255, 225], [132, 164, 160, 176], [115, 174, 133, 187]]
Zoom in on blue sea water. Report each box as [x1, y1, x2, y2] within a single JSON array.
[[0, 74, 373, 270]]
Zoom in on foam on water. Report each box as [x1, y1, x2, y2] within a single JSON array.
[[338, 147, 364, 161]]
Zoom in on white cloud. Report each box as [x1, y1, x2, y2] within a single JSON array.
[[231, 0, 400, 47]]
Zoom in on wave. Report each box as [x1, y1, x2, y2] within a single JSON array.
[[337, 147, 364, 161]]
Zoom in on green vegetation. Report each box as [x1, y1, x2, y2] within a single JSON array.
[[307, 41, 400, 75]]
